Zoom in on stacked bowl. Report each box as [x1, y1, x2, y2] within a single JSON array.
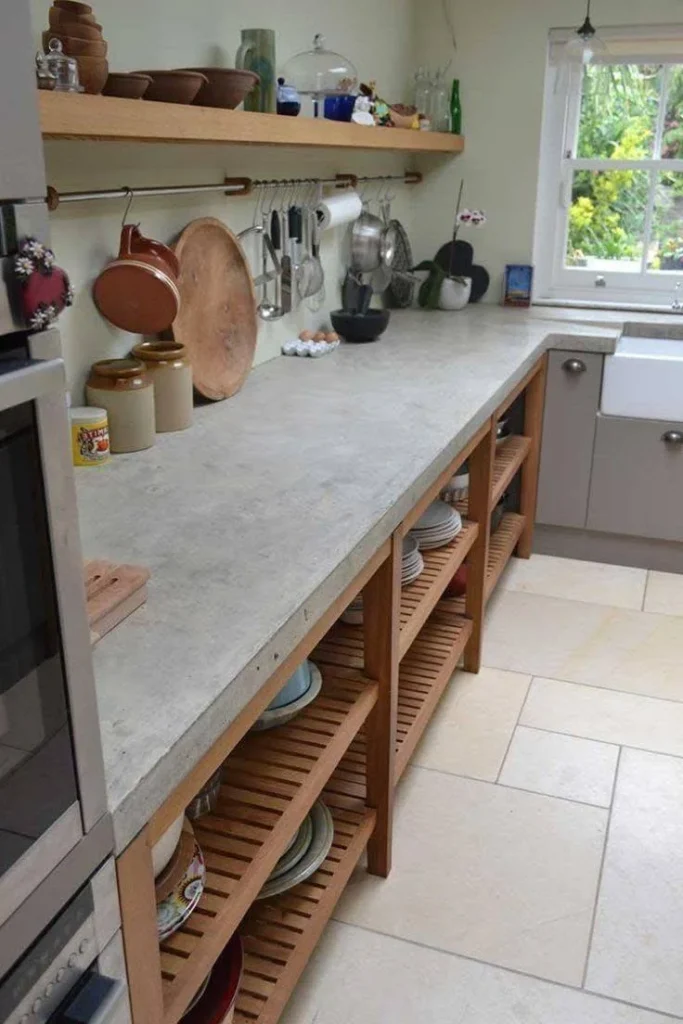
[[43, 0, 108, 94]]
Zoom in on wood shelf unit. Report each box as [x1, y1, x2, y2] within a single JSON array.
[[235, 801, 375, 1024], [160, 668, 377, 1024], [39, 92, 465, 153], [398, 521, 478, 660], [491, 436, 532, 507], [315, 608, 473, 785], [442, 511, 526, 616]]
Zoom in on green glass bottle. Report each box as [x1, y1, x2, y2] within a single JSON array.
[[450, 78, 462, 135]]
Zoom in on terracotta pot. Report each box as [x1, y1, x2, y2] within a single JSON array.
[[50, 6, 99, 25], [85, 359, 155, 453], [54, 0, 93, 14], [136, 70, 208, 104], [75, 55, 109, 94], [93, 225, 180, 335], [42, 31, 107, 56], [103, 72, 152, 99]]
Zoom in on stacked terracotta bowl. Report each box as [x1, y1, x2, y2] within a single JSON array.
[[43, 0, 108, 94]]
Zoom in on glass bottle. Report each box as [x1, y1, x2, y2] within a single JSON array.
[[431, 70, 452, 133], [450, 78, 462, 135], [414, 67, 432, 126]]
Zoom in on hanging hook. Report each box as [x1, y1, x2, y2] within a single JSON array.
[[121, 187, 135, 227]]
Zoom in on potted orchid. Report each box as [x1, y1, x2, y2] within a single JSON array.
[[413, 181, 487, 310]]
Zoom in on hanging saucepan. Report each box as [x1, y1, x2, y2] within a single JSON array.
[[94, 224, 181, 334], [350, 208, 397, 275]]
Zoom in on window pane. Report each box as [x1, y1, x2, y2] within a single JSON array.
[[566, 170, 648, 270], [649, 172, 683, 269], [577, 64, 662, 159], [662, 66, 683, 159]]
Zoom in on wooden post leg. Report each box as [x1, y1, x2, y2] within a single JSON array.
[[116, 828, 164, 1024], [363, 531, 401, 878], [517, 355, 548, 559], [463, 421, 496, 674]]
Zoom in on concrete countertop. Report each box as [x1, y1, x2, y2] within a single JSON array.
[[77, 305, 624, 852]]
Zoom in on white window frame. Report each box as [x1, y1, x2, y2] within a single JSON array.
[[534, 25, 683, 310]]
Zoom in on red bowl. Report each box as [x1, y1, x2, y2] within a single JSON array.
[[182, 934, 243, 1023]]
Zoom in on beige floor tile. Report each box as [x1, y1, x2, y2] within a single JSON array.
[[644, 570, 683, 616], [281, 922, 674, 1024], [334, 766, 607, 986], [411, 667, 531, 781], [499, 725, 619, 807], [521, 677, 683, 758], [484, 591, 683, 703], [502, 554, 646, 610], [587, 749, 683, 1017]]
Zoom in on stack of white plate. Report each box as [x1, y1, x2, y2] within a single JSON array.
[[257, 800, 334, 900], [409, 500, 462, 551], [401, 534, 424, 586], [341, 537, 425, 625]]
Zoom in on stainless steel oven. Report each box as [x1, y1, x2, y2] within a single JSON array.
[[0, 4, 115, 989]]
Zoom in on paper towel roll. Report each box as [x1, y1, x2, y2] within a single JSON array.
[[317, 191, 363, 231]]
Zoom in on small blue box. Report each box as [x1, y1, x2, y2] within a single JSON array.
[[504, 264, 534, 307]]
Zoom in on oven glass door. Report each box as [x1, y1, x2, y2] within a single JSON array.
[[0, 397, 78, 879]]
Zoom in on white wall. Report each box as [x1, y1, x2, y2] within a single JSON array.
[[31, 0, 415, 396], [413, 0, 683, 301]]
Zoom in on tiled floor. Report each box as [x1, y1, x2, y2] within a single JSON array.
[[281, 556, 683, 1024]]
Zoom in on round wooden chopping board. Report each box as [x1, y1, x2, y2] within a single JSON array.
[[173, 217, 257, 401]]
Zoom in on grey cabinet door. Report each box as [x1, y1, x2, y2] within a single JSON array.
[[587, 414, 683, 542], [537, 351, 603, 528], [0, 5, 47, 201]]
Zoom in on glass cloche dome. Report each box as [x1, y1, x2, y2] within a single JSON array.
[[282, 34, 358, 116]]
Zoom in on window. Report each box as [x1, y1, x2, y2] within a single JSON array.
[[534, 27, 683, 308]]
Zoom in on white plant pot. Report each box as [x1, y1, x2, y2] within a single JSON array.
[[438, 276, 472, 311]]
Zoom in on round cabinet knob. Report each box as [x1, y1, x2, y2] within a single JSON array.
[[662, 430, 683, 446], [562, 358, 587, 374]]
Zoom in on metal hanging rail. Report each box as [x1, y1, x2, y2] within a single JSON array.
[[46, 170, 422, 210]]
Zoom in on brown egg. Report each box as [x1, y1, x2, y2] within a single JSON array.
[[314, 331, 326, 342], [325, 332, 340, 342], [299, 330, 315, 341]]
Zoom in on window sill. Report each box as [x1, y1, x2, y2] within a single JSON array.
[[534, 298, 683, 316]]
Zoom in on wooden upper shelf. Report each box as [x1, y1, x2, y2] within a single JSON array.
[[39, 92, 465, 153]]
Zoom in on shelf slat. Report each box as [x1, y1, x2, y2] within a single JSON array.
[[316, 608, 473, 787], [398, 521, 478, 660], [160, 669, 376, 1024], [234, 802, 375, 1024], [39, 92, 465, 153], [441, 511, 526, 617], [491, 435, 532, 507]]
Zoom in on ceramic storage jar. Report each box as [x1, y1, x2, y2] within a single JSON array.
[[85, 358, 155, 453], [131, 340, 193, 433]]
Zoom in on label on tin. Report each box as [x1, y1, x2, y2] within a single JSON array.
[[72, 418, 110, 466]]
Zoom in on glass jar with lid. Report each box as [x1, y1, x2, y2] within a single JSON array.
[[282, 34, 358, 117], [43, 38, 83, 93]]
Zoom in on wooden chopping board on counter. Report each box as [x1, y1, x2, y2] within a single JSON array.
[[84, 560, 150, 645], [173, 217, 257, 401]]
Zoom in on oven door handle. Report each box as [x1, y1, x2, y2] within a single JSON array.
[[0, 357, 65, 414], [50, 973, 127, 1024]]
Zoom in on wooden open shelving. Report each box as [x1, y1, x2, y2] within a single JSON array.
[[39, 92, 465, 153], [315, 608, 473, 784], [235, 801, 375, 1024], [159, 668, 376, 1024], [492, 436, 532, 506], [398, 520, 477, 660], [442, 511, 526, 616]]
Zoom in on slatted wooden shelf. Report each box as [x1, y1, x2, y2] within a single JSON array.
[[39, 92, 465, 154], [399, 521, 478, 660], [159, 669, 377, 1024], [316, 609, 473, 787], [441, 512, 526, 616], [234, 801, 375, 1024], [491, 435, 532, 507]]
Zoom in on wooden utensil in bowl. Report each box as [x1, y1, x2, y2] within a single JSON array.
[[42, 30, 107, 56], [137, 69, 208, 104]]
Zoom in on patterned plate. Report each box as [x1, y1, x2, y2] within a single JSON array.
[[157, 840, 206, 942]]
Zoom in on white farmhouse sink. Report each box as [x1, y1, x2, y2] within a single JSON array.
[[601, 335, 683, 421]]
